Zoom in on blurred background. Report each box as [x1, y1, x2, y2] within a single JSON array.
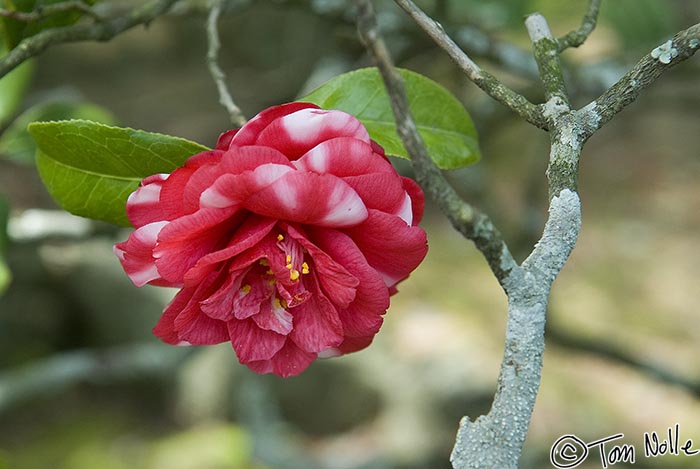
[[1, 0, 699, 468]]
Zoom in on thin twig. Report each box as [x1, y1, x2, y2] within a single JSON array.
[[354, 0, 519, 291], [0, 1, 102, 22], [557, 0, 602, 51], [393, 0, 547, 130], [0, 0, 180, 80], [579, 22, 700, 138], [206, 0, 247, 127]]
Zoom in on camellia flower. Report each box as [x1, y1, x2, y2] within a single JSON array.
[[114, 102, 428, 377]]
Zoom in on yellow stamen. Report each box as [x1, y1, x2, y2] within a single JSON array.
[[289, 269, 300, 281], [281, 298, 287, 308], [241, 284, 251, 294], [274, 297, 282, 309], [285, 254, 292, 264], [286, 263, 293, 270], [266, 269, 274, 275], [259, 259, 269, 267], [277, 234, 284, 241], [301, 262, 310, 274]]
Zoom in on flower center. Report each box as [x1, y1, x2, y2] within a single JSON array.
[[231, 230, 313, 334]]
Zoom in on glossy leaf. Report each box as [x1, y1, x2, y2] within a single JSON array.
[[28, 120, 209, 226], [0, 99, 116, 165], [301, 67, 480, 169]]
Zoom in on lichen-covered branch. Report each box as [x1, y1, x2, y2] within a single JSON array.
[[393, 0, 547, 130], [0, 0, 180, 80], [364, 4, 583, 467], [353, 0, 518, 291], [205, 0, 247, 127], [556, 0, 602, 51], [355, 2, 698, 468], [526, 13, 570, 107], [580, 22, 700, 137]]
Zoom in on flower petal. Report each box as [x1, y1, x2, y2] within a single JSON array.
[[154, 207, 240, 284], [184, 215, 277, 286], [285, 224, 358, 309], [294, 137, 406, 214], [228, 318, 286, 363], [253, 297, 294, 335], [126, 174, 169, 227], [216, 128, 239, 150], [114, 221, 169, 287], [337, 335, 375, 354], [200, 163, 294, 209], [310, 228, 389, 338], [159, 150, 223, 218], [254, 108, 370, 159], [153, 286, 197, 344], [289, 274, 343, 353], [344, 209, 428, 287], [244, 171, 368, 227], [230, 102, 319, 148], [401, 176, 425, 225], [247, 340, 316, 378]]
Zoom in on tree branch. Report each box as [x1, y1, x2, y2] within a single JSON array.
[[557, 0, 602, 51], [0, 344, 188, 414], [393, 0, 547, 130], [0, 1, 101, 22], [206, 0, 247, 127], [546, 322, 700, 396], [353, 0, 518, 291], [580, 22, 700, 138], [525, 13, 570, 107], [0, 0, 180, 80]]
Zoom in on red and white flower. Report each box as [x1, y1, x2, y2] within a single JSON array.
[[114, 102, 428, 377]]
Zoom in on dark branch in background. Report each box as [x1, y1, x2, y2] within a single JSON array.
[[206, 0, 247, 128], [0, 0, 180, 80], [557, 0, 602, 51], [354, 0, 519, 291], [0, 1, 102, 22], [581, 22, 700, 137], [547, 322, 700, 396], [0, 344, 189, 414], [393, 0, 548, 130]]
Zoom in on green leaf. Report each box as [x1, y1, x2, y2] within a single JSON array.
[[300, 67, 480, 170], [0, 99, 116, 165], [28, 120, 209, 226]]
